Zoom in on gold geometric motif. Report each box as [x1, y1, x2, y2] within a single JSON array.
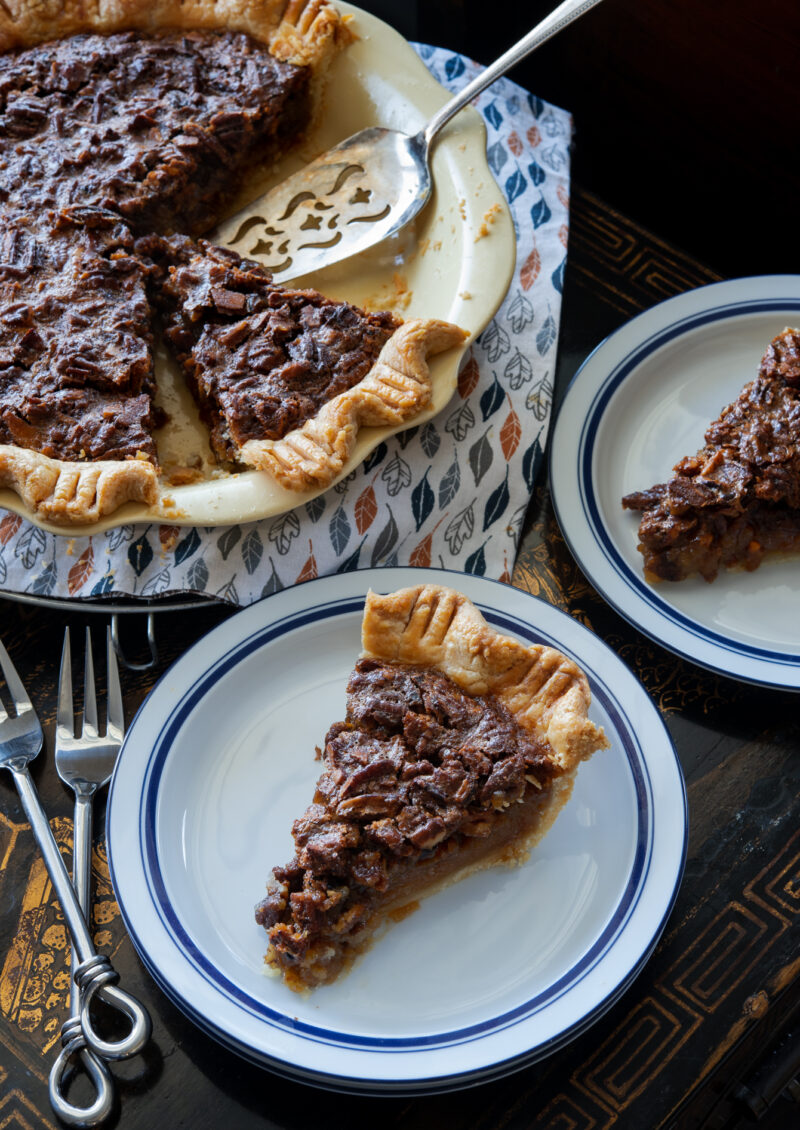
[[568, 187, 721, 319], [0, 1085, 58, 1129], [548, 824, 797, 1124], [745, 828, 800, 920], [534, 1091, 614, 1129], [628, 256, 712, 302], [668, 902, 773, 1012], [577, 993, 700, 1111]]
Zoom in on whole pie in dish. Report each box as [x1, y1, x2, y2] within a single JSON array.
[[255, 584, 609, 991], [0, 1, 464, 524], [622, 327, 800, 582]]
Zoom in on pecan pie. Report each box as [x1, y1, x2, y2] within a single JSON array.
[[622, 328, 800, 582], [255, 584, 609, 991], [0, 1, 464, 523]]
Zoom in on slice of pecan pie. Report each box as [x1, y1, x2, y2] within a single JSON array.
[[143, 236, 467, 489], [622, 328, 800, 582], [0, 209, 160, 522], [255, 584, 609, 991], [0, 22, 320, 236]]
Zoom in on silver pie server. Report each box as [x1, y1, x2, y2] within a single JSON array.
[[213, 0, 604, 282]]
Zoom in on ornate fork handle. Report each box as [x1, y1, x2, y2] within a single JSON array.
[[11, 765, 151, 1061], [49, 1028, 113, 1128], [49, 783, 113, 1126]]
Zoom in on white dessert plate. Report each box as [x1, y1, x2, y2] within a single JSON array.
[[549, 276, 800, 691], [0, 4, 513, 536], [107, 567, 685, 1094]]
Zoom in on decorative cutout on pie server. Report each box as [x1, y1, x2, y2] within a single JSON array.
[[215, 127, 423, 282]]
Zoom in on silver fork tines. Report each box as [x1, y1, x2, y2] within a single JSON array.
[[0, 638, 40, 757], [48, 627, 151, 1126]]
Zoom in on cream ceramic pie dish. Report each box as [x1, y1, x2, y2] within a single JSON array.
[[0, 2, 514, 535]]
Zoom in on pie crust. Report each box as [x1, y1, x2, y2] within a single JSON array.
[[0, 448, 158, 524], [0, 0, 347, 67], [256, 584, 609, 990], [237, 319, 467, 489], [361, 584, 607, 773]]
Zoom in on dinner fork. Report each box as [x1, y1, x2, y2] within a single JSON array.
[[46, 632, 149, 1125], [0, 637, 149, 1117], [48, 626, 152, 1123]]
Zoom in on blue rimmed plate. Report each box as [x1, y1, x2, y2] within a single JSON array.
[[107, 568, 685, 1093], [549, 276, 800, 691]]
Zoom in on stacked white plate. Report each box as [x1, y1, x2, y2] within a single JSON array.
[[107, 567, 685, 1094]]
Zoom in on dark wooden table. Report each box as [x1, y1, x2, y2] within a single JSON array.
[[1, 186, 798, 1129]]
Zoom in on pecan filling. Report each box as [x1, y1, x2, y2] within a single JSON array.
[[622, 328, 800, 581], [141, 237, 401, 458], [0, 27, 312, 466], [0, 210, 158, 462], [256, 658, 556, 979], [0, 29, 310, 235]]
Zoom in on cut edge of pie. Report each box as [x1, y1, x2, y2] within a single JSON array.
[[257, 584, 610, 991], [241, 319, 468, 490]]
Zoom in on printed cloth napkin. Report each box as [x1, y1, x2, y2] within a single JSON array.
[[0, 46, 572, 604]]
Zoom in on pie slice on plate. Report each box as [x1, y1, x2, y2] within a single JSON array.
[[622, 327, 800, 582], [255, 584, 609, 991]]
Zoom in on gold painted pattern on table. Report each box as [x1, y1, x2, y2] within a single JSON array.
[[531, 831, 800, 1128], [568, 186, 722, 316], [0, 813, 126, 1082]]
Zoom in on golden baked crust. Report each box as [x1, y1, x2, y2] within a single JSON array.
[[0, 447, 158, 525], [241, 319, 468, 490], [362, 584, 609, 772], [0, 0, 348, 68]]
